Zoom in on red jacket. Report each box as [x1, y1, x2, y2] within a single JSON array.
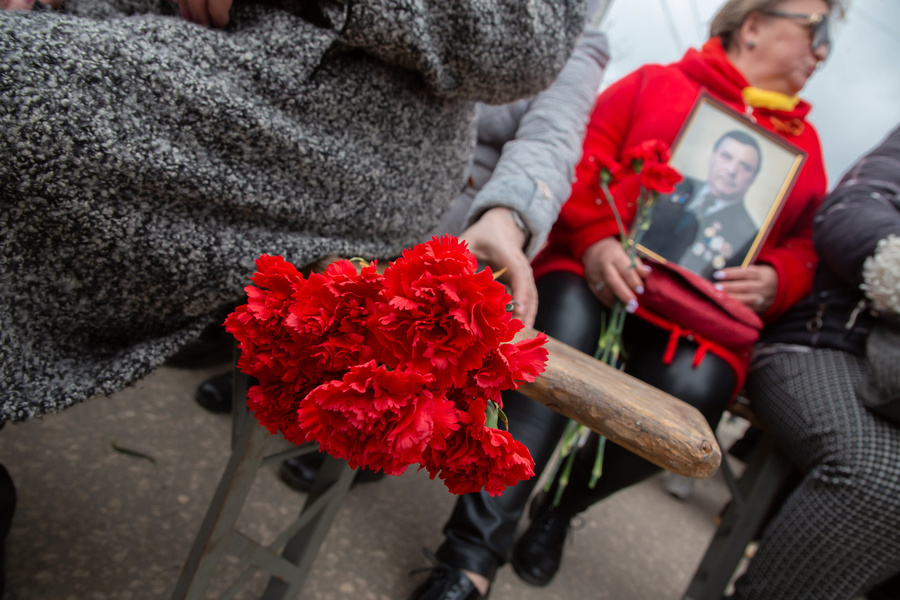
[[533, 38, 828, 324]]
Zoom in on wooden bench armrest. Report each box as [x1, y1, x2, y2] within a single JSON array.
[[514, 328, 722, 479]]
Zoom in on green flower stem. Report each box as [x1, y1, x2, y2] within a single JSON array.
[[599, 301, 627, 365], [543, 419, 580, 493], [557, 420, 582, 459], [600, 180, 628, 245], [589, 435, 607, 488], [547, 171, 661, 507], [628, 189, 657, 255], [485, 401, 499, 429], [552, 443, 580, 507]]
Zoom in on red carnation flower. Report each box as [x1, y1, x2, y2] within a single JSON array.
[[245, 379, 318, 445], [452, 330, 549, 408], [297, 362, 458, 475], [422, 398, 534, 496], [372, 236, 516, 388], [244, 254, 306, 320], [638, 161, 683, 195], [286, 259, 385, 372], [588, 153, 623, 186], [622, 139, 672, 170]]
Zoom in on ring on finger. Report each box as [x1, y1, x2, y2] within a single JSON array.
[[595, 281, 606, 292]]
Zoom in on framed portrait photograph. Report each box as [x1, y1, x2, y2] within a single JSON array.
[[638, 93, 807, 280]]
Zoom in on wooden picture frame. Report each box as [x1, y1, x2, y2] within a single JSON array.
[[638, 93, 807, 279]]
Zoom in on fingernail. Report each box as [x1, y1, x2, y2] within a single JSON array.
[[626, 299, 639, 314], [635, 285, 644, 295], [713, 271, 726, 280], [642, 265, 652, 273], [179, 6, 196, 21], [714, 283, 724, 291]]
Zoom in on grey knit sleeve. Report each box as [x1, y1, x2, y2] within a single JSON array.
[[339, 0, 587, 104], [462, 26, 610, 258]]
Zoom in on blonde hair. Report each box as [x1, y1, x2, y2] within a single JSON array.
[[710, 0, 846, 49]]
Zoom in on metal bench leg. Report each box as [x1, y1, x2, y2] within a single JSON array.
[[172, 358, 358, 600], [171, 410, 274, 600], [260, 455, 355, 599], [682, 433, 794, 600]]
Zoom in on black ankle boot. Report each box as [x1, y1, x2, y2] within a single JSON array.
[[194, 372, 232, 413], [511, 500, 572, 587], [407, 563, 488, 600]]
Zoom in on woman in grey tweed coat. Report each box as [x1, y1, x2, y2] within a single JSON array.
[[0, 0, 587, 422]]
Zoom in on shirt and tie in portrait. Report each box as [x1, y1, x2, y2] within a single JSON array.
[[640, 129, 762, 279]]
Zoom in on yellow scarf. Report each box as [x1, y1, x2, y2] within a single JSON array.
[[741, 87, 800, 111]]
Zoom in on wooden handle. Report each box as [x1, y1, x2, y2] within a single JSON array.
[[514, 328, 722, 479]]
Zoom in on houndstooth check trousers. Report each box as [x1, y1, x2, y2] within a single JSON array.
[[732, 348, 900, 600]]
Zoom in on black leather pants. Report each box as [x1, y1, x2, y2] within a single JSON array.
[[435, 271, 736, 578], [547, 309, 735, 515], [435, 271, 606, 579]]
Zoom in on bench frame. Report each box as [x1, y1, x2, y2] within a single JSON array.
[[682, 404, 795, 600]]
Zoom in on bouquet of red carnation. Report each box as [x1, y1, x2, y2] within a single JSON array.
[[224, 235, 549, 496]]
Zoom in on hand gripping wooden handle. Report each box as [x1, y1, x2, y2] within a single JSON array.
[[513, 328, 722, 479]]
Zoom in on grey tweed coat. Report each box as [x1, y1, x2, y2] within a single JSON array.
[[0, 0, 586, 421]]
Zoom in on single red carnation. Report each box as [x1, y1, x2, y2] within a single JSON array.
[[296, 362, 458, 475], [622, 139, 672, 170], [373, 236, 516, 388], [245, 379, 320, 445], [421, 398, 535, 496], [244, 255, 307, 320], [451, 331, 549, 409], [638, 161, 683, 195], [588, 153, 623, 186], [226, 289, 319, 390], [286, 259, 385, 372]]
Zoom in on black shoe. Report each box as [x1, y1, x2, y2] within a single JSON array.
[[511, 501, 572, 587], [166, 323, 234, 369], [407, 563, 488, 600], [194, 372, 233, 414], [278, 452, 386, 493], [278, 452, 326, 492]]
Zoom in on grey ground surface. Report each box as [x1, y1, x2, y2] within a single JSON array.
[[1, 360, 751, 600]]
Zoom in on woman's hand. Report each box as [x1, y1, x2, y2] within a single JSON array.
[[582, 237, 650, 311], [1, 0, 35, 10], [460, 207, 537, 328], [176, 0, 231, 27], [713, 264, 778, 313]]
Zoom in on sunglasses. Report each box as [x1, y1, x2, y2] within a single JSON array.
[[762, 10, 831, 53]]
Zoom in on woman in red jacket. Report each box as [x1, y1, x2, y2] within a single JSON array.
[[410, 1, 843, 598], [509, 0, 843, 590]]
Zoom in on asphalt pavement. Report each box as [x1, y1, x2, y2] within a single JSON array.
[[0, 358, 750, 600]]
